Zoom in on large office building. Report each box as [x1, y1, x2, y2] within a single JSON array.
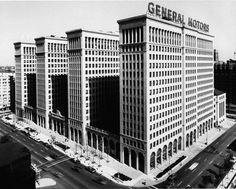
[[66, 29, 120, 159], [214, 59, 236, 114], [118, 3, 214, 174], [35, 36, 68, 137], [14, 42, 37, 122]]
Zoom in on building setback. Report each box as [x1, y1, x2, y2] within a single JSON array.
[[118, 12, 214, 174], [35, 36, 68, 137], [14, 42, 36, 122], [66, 29, 120, 159], [213, 89, 226, 126]]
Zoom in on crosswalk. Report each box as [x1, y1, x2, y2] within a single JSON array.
[[37, 155, 71, 169]]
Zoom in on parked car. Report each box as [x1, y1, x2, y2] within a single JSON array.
[[85, 166, 96, 173], [95, 178, 108, 185], [71, 165, 80, 173]]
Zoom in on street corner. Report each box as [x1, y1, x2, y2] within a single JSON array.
[[36, 178, 56, 188]]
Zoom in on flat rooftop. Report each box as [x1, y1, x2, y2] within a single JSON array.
[[0, 142, 30, 167]]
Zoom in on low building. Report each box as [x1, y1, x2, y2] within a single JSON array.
[[0, 139, 35, 189], [214, 89, 226, 126]]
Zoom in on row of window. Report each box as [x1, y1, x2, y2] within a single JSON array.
[[148, 26, 181, 46], [149, 62, 181, 69], [85, 37, 119, 50], [85, 63, 119, 69], [85, 69, 119, 75], [48, 53, 67, 58], [150, 105, 181, 116], [151, 45, 181, 55], [150, 120, 182, 140], [149, 54, 181, 61], [48, 43, 67, 53], [23, 47, 36, 55], [85, 57, 119, 62], [149, 101, 181, 122], [85, 50, 118, 56], [149, 84, 181, 95], [150, 128, 182, 149], [48, 59, 68, 63], [149, 70, 182, 78], [122, 137, 145, 150], [121, 45, 144, 53], [186, 122, 196, 131], [122, 27, 144, 44]]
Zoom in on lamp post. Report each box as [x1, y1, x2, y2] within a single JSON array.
[[205, 124, 208, 145]]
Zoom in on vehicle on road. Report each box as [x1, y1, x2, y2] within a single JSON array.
[[71, 166, 80, 173], [189, 162, 199, 171], [85, 166, 96, 173], [52, 171, 64, 178], [94, 177, 108, 185], [167, 173, 176, 182], [49, 153, 58, 159]]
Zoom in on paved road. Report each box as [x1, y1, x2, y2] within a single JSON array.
[[155, 123, 236, 188], [0, 120, 129, 189]]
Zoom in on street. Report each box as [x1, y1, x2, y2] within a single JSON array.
[[155, 123, 236, 188], [0, 120, 128, 189], [1, 118, 235, 189]]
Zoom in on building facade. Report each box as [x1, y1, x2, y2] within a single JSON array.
[[66, 29, 120, 159], [35, 36, 68, 137], [0, 72, 14, 113], [213, 89, 226, 126], [118, 6, 214, 174], [14, 42, 36, 121], [214, 59, 236, 114]]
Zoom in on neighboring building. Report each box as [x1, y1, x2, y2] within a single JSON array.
[[14, 42, 37, 122], [9, 74, 15, 113], [214, 59, 236, 114], [0, 139, 35, 189], [66, 29, 120, 159], [35, 36, 68, 137], [118, 4, 214, 174], [0, 66, 15, 73], [213, 89, 226, 126], [214, 49, 219, 62], [0, 71, 14, 113]]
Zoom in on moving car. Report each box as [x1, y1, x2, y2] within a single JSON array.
[[53, 171, 63, 178]]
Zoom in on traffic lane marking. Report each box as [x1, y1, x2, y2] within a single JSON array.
[[209, 160, 214, 165], [177, 181, 182, 186], [197, 170, 203, 176]]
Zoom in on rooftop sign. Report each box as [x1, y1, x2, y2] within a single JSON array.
[[148, 2, 209, 33]]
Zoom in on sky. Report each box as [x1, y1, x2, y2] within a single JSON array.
[[0, 0, 236, 66]]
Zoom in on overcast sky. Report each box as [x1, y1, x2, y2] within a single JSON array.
[[0, 0, 236, 66]]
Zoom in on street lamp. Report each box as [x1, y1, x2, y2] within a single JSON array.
[[98, 151, 102, 167], [106, 152, 110, 163], [205, 124, 208, 145]]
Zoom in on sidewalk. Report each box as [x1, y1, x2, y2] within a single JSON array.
[[17, 116, 236, 187], [217, 163, 236, 189]]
